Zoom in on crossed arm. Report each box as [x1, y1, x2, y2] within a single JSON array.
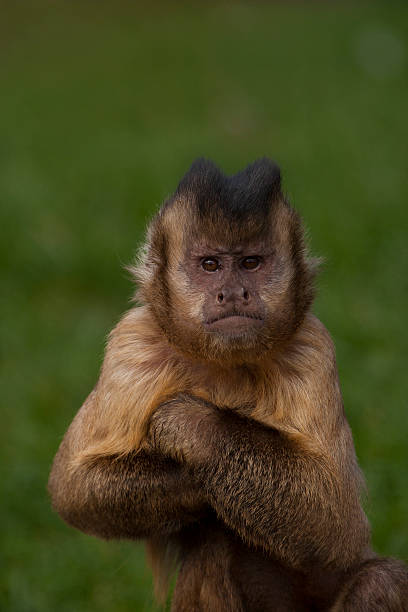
[[49, 392, 369, 569], [48, 392, 206, 540], [149, 394, 369, 569]]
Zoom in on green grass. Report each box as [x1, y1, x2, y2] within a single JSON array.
[[1, 1, 407, 610]]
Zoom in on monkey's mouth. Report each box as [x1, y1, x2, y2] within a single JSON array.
[[205, 312, 264, 331]]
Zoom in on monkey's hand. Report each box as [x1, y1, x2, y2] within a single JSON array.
[[148, 393, 217, 463]]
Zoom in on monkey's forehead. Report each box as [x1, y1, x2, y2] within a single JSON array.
[[186, 239, 273, 257], [158, 195, 294, 253]]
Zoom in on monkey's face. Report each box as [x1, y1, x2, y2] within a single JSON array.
[[184, 241, 271, 338], [164, 230, 303, 363]]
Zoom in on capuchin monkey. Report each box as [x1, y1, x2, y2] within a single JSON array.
[[49, 159, 408, 610]]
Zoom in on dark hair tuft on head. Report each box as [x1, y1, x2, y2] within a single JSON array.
[[175, 157, 282, 222]]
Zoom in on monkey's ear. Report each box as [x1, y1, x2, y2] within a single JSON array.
[[126, 216, 165, 301]]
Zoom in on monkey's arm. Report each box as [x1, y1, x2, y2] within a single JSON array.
[[149, 394, 370, 571], [48, 391, 206, 540]]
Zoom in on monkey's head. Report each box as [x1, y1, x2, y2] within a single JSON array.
[[133, 158, 318, 364]]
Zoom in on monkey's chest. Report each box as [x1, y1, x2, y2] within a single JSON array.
[[189, 366, 259, 413]]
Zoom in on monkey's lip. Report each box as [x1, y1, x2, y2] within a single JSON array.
[[205, 312, 264, 329]]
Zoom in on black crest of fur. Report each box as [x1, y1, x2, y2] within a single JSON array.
[[175, 157, 282, 223]]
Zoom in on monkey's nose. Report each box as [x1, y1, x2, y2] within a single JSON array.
[[217, 287, 250, 304]]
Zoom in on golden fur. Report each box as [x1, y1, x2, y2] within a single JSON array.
[[76, 308, 347, 466]]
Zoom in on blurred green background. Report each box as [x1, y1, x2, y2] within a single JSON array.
[[1, 1, 407, 610]]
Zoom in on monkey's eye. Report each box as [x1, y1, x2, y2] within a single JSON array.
[[201, 258, 219, 272], [241, 257, 260, 270]]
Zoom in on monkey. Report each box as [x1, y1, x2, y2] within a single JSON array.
[[48, 158, 408, 611]]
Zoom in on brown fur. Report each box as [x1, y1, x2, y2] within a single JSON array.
[[48, 159, 408, 610]]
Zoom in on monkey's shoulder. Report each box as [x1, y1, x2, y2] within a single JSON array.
[[258, 314, 344, 440], [281, 313, 338, 375], [80, 306, 189, 455], [104, 306, 178, 368], [100, 305, 189, 398]]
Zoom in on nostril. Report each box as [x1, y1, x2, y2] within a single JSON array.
[[217, 293, 224, 303], [243, 290, 249, 301]]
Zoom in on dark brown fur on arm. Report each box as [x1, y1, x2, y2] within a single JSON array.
[[48, 392, 206, 540], [149, 394, 369, 571]]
